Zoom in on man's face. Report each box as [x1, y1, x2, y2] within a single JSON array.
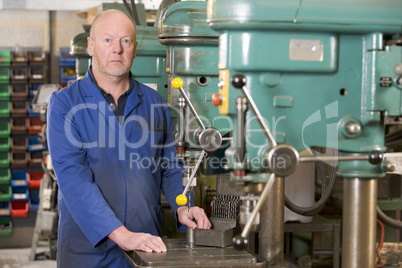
[[87, 12, 138, 78]]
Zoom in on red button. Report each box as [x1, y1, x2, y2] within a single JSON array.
[[212, 93, 221, 106]]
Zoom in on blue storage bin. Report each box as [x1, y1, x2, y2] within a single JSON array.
[[29, 200, 39, 212], [28, 107, 40, 117], [29, 82, 43, 98], [29, 187, 39, 206], [10, 170, 28, 187], [59, 50, 76, 66], [11, 187, 28, 201], [28, 136, 45, 152]]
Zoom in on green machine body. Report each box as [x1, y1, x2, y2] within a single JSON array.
[[208, 0, 402, 180], [159, 1, 232, 155]]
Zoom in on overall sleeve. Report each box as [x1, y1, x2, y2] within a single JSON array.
[[159, 104, 187, 231], [47, 93, 123, 247]]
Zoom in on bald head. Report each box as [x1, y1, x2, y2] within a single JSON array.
[[90, 9, 136, 39]]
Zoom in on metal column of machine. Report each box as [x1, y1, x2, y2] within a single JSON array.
[[208, 0, 402, 267]]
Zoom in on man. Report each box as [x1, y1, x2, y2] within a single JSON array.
[[47, 9, 210, 267]]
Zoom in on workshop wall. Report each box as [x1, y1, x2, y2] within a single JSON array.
[[0, 9, 87, 83]]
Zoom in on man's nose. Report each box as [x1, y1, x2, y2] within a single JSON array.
[[113, 41, 123, 54]]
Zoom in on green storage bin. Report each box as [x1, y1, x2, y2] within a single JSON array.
[[0, 137, 10, 152], [0, 185, 11, 202], [0, 121, 10, 137], [0, 67, 10, 82], [0, 216, 12, 236], [0, 152, 10, 167], [0, 169, 10, 185], [0, 51, 11, 66], [0, 84, 11, 100], [0, 102, 10, 117]]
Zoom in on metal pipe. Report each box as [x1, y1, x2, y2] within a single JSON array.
[[186, 227, 195, 248], [300, 155, 367, 162], [178, 87, 206, 130], [241, 86, 277, 147], [342, 177, 377, 268], [130, 0, 141, 26], [235, 96, 247, 163], [48, 11, 52, 84], [259, 176, 285, 267], [178, 97, 186, 143], [299, 152, 401, 163], [240, 174, 276, 239]]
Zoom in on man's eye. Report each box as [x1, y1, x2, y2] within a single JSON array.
[[105, 39, 111, 43], [122, 39, 131, 45]]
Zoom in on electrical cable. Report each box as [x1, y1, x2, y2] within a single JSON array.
[[284, 147, 338, 216], [385, 128, 402, 143], [376, 219, 384, 268], [384, 128, 402, 147], [385, 137, 402, 148], [376, 205, 402, 229]]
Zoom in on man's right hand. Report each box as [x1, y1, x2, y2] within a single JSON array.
[[108, 226, 167, 252]]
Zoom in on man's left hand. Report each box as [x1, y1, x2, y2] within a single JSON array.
[[177, 206, 211, 229]]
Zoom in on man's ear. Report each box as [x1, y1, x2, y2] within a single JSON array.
[[87, 37, 94, 56], [133, 40, 138, 58]]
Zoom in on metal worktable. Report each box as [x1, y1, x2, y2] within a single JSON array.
[[122, 239, 266, 268]]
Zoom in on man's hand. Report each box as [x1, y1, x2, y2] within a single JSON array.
[[108, 226, 167, 253], [177, 206, 212, 230]]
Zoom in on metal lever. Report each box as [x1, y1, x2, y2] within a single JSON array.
[[232, 74, 277, 147], [233, 173, 276, 249], [172, 77, 206, 130], [176, 150, 206, 206], [300, 150, 384, 165]]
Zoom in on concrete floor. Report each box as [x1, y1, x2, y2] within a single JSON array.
[[0, 248, 56, 268]]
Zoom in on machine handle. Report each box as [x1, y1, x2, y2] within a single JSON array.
[[233, 173, 276, 249], [176, 150, 206, 206], [172, 77, 206, 130], [231, 74, 277, 147], [299, 151, 384, 164]]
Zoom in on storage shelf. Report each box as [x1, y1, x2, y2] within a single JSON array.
[[0, 49, 48, 234]]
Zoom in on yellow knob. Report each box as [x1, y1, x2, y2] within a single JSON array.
[[176, 194, 187, 206], [172, 78, 184, 89]]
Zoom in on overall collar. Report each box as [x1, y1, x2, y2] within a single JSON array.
[[79, 67, 144, 127]]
